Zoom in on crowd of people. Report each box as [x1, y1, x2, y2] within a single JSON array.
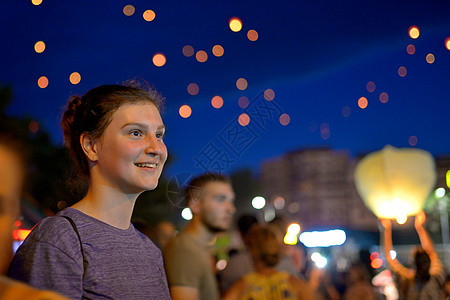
[[0, 82, 449, 299]]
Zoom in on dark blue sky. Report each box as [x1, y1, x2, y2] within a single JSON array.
[[1, 1, 449, 178]]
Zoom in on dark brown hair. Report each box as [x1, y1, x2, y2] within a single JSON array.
[[61, 82, 164, 178], [184, 173, 231, 205], [245, 225, 281, 268]]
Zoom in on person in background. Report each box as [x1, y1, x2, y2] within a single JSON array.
[[219, 214, 259, 294], [0, 134, 67, 299], [222, 225, 313, 300], [8, 83, 171, 299], [164, 173, 236, 300], [381, 210, 446, 300], [343, 262, 377, 300]]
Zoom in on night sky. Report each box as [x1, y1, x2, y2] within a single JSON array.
[[1, 1, 449, 179]]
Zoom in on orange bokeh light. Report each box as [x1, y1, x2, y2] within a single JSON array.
[[426, 53, 435, 64], [398, 66, 407, 77], [182, 45, 194, 57], [187, 83, 199, 96], [371, 258, 383, 269], [247, 30, 258, 41], [279, 114, 290, 126], [212, 45, 224, 57], [358, 97, 368, 109], [238, 96, 249, 108], [408, 26, 420, 39], [31, 0, 42, 5], [229, 17, 242, 32], [69, 72, 81, 85], [143, 10, 155, 22], [211, 96, 224, 109], [446, 37, 450, 50], [406, 44, 415, 55], [238, 113, 250, 126], [196, 50, 208, 63], [34, 41, 45, 53], [37, 76, 48, 88], [123, 5, 135, 16], [179, 105, 192, 118], [264, 89, 275, 101], [379, 92, 389, 103], [409, 136, 418, 146], [366, 81, 375, 93], [152, 53, 166, 67], [236, 78, 248, 90]]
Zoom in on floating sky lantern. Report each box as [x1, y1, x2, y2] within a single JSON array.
[[354, 145, 436, 223]]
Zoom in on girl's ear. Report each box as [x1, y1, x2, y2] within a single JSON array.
[[80, 133, 99, 162]]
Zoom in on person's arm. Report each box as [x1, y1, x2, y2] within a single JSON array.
[[381, 218, 413, 279], [221, 278, 246, 300], [170, 286, 199, 300], [414, 211, 444, 277]]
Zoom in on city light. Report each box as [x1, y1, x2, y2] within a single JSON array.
[[389, 250, 397, 260], [212, 45, 224, 57], [211, 96, 224, 109], [69, 72, 81, 85], [366, 81, 376, 92], [284, 233, 298, 245], [247, 30, 258, 41], [264, 89, 275, 101], [287, 223, 301, 235], [279, 114, 290, 126], [238, 96, 249, 109], [187, 83, 199, 96], [273, 196, 285, 209], [311, 252, 327, 268], [358, 97, 368, 109], [181, 208, 193, 220], [252, 196, 266, 209], [299, 229, 346, 247], [435, 187, 446, 198], [447, 170, 450, 188], [37, 76, 48, 88]]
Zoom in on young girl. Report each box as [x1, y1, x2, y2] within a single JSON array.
[[8, 83, 171, 299]]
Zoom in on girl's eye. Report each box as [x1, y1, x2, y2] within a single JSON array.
[[130, 130, 143, 137], [156, 132, 165, 139]]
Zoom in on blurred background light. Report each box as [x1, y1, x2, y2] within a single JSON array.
[[238, 113, 250, 126], [379, 92, 389, 103], [398, 66, 407, 77], [247, 29, 258, 41], [37, 76, 48, 88], [238, 96, 249, 108], [187, 83, 199, 95], [366, 81, 376, 92], [182, 45, 194, 57], [69, 72, 81, 85], [264, 89, 275, 101], [181, 207, 193, 220], [179, 105, 192, 118], [279, 113, 290, 126], [426, 53, 435, 64], [299, 229, 346, 247], [212, 45, 224, 57], [152, 53, 166, 67], [409, 26, 420, 39], [251, 196, 266, 209], [211, 95, 224, 109], [143, 10, 155, 22], [34, 41, 45, 53], [196, 50, 208, 62], [123, 5, 135, 16], [229, 17, 242, 32], [406, 44, 416, 55], [358, 97, 368, 109], [273, 196, 285, 210], [236, 78, 248, 90]]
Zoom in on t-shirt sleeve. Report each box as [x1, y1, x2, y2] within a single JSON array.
[[7, 217, 84, 299], [164, 241, 203, 288]]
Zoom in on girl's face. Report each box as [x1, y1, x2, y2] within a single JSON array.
[[92, 102, 167, 194]]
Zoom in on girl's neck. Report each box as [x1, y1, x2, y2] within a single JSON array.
[[72, 184, 139, 230]]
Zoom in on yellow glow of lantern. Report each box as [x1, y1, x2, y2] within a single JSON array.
[[354, 145, 436, 220]]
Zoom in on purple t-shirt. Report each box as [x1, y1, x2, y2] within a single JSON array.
[[8, 208, 171, 300]]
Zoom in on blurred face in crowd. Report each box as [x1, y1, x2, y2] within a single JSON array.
[[191, 181, 235, 233], [0, 145, 23, 274]]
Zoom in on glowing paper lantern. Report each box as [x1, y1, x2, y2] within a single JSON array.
[[354, 145, 436, 220]]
